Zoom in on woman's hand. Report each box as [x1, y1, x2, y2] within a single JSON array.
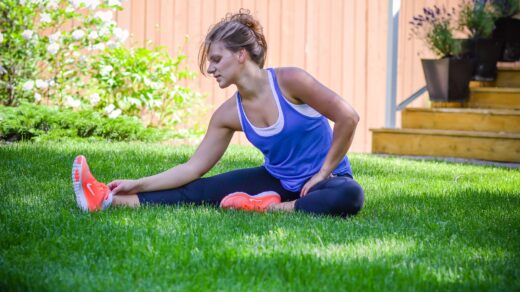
[[107, 179, 140, 196], [300, 170, 331, 197]]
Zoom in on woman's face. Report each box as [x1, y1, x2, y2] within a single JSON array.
[[206, 41, 241, 88]]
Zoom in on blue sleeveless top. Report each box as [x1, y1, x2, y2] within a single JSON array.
[[236, 68, 352, 192]]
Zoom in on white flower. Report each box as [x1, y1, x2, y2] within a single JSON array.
[[129, 98, 140, 106], [22, 30, 34, 40], [49, 31, 61, 43], [89, 93, 100, 106], [65, 96, 81, 108], [98, 27, 109, 36], [46, 0, 59, 9], [0, 32, 3, 43], [70, 0, 83, 9], [108, 0, 122, 7], [72, 29, 85, 40], [40, 13, 52, 23], [113, 27, 129, 43], [107, 41, 119, 49], [104, 104, 115, 114], [88, 31, 98, 40], [65, 6, 74, 13], [94, 11, 113, 24], [48, 79, 56, 87], [85, 0, 100, 9], [34, 93, 42, 102], [151, 82, 163, 90], [47, 43, 60, 55], [92, 43, 105, 51], [154, 100, 163, 107], [35, 79, 48, 89], [100, 65, 113, 76], [23, 80, 34, 91], [108, 108, 121, 119]]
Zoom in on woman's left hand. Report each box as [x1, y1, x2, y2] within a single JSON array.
[[300, 170, 332, 197]]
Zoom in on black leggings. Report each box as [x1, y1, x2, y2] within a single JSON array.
[[137, 166, 364, 217]]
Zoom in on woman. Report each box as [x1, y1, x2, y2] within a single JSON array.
[[72, 9, 364, 217]]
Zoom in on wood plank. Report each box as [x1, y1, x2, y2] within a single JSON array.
[[496, 69, 520, 87], [468, 87, 520, 109], [130, 0, 145, 47], [144, 0, 160, 45], [430, 102, 464, 108], [159, 0, 175, 56], [371, 128, 520, 162], [402, 108, 520, 133], [352, 0, 367, 152]]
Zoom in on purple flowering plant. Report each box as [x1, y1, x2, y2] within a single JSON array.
[[410, 5, 461, 58]]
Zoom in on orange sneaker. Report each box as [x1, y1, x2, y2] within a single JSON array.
[[72, 155, 112, 212], [219, 191, 281, 212]]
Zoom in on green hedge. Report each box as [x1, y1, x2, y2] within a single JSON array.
[[0, 103, 171, 142]]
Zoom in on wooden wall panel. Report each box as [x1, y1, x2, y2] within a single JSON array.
[[113, 0, 460, 152]]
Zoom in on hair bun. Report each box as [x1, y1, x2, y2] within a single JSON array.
[[227, 8, 262, 33]]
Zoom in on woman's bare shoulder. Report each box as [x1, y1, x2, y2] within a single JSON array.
[[211, 94, 242, 131], [274, 67, 314, 104]]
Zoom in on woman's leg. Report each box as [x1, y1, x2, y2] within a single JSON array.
[[129, 166, 295, 208], [270, 176, 364, 217]]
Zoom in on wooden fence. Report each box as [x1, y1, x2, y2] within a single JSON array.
[[114, 0, 458, 152]]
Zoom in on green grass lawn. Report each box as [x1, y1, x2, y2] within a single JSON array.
[[1, 141, 519, 291]]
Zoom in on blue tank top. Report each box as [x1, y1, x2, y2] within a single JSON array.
[[235, 68, 353, 192]]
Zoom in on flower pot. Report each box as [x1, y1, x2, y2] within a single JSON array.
[[421, 58, 473, 102], [460, 38, 502, 81], [493, 17, 520, 62]]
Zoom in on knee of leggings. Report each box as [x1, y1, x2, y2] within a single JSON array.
[[336, 180, 365, 217]]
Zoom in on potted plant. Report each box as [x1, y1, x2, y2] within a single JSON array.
[[458, 0, 502, 81], [410, 6, 473, 102], [491, 0, 520, 61]]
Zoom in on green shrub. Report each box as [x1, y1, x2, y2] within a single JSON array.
[[0, 103, 172, 142], [458, 0, 497, 38], [0, 0, 126, 106], [85, 45, 206, 129]]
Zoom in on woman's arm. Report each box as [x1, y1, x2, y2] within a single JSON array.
[[109, 101, 236, 195], [277, 67, 360, 196]]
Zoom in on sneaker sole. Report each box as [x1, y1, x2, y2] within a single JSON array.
[[219, 191, 281, 211], [72, 155, 89, 212]]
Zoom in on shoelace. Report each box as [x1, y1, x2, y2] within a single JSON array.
[[92, 181, 109, 200]]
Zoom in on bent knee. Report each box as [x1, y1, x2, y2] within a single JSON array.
[[335, 179, 364, 216]]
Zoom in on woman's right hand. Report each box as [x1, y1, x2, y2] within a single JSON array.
[[107, 179, 140, 196]]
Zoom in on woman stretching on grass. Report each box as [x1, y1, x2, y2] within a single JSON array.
[[72, 9, 364, 217]]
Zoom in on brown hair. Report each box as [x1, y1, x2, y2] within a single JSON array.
[[198, 9, 268, 75]]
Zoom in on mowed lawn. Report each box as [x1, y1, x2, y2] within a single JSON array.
[[0, 141, 519, 291]]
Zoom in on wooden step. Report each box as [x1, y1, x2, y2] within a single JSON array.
[[468, 87, 520, 109], [371, 128, 520, 163], [496, 67, 520, 87], [402, 108, 520, 133]]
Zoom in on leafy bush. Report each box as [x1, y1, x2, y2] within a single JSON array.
[[0, 103, 173, 142], [0, 0, 128, 106], [491, 0, 520, 18], [85, 45, 206, 128], [458, 0, 497, 38], [0, 0, 206, 139]]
